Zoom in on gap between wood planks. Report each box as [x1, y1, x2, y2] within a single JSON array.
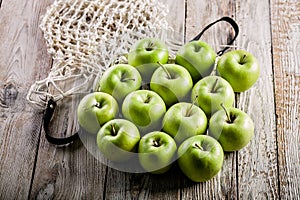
[[183, 0, 187, 43], [102, 166, 109, 200], [27, 121, 44, 200], [268, 1, 281, 198], [26, 56, 54, 198], [0, 0, 2, 8]]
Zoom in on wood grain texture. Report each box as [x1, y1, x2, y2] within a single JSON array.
[[183, 1, 237, 199], [270, 0, 300, 198], [0, 0, 52, 199], [1, 0, 299, 198], [235, 0, 279, 198]]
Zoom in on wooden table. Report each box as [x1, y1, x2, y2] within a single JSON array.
[[0, 0, 299, 199]]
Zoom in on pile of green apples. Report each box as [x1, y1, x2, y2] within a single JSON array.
[[77, 38, 260, 182]]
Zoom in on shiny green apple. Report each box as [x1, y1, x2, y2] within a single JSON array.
[[97, 119, 140, 162], [162, 102, 207, 144], [191, 76, 235, 118], [209, 105, 254, 152], [217, 50, 260, 92], [150, 63, 193, 107], [128, 38, 169, 82], [138, 131, 177, 174], [122, 90, 166, 134], [175, 40, 216, 83], [97, 64, 142, 103], [177, 135, 224, 182], [77, 92, 119, 134]]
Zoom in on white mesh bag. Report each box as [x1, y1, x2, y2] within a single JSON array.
[[27, 0, 174, 108]]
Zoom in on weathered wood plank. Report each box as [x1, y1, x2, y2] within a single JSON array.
[[103, 0, 185, 199], [182, 1, 238, 199], [0, 0, 52, 199], [270, 0, 300, 198], [23, 0, 107, 199], [234, 0, 279, 198]]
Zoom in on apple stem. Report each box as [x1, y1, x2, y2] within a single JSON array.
[[95, 102, 102, 109], [111, 124, 117, 136], [121, 78, 135, 82], [240, 54, 247, 64], [153, 139, 160, 147], [220, 103, 232, 123], [146, 41, 154, 51], [157, 61, 172, 79], [211, 78, 219, 93], [186, 95, 198, 117], [194, 143, 203, 151], [144, 95, 151, 104], [121, 72, 135, 82]]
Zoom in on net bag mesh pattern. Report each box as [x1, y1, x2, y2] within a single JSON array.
[[27, 0, 172, 108]]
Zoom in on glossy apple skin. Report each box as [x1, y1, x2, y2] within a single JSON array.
[[150, 64, 193, 107], [97, 64, 142, 103], [77, 92, 119, 134], [138, 131, 177, 174], [191, 76, 234, 118], [175, 40, 216, 83], [177, 135, 224, 182], [128, 38, 169, 82], [162, 102, 207, 144], [97, 119, 140, 162], [208, 107, 254, 152], [122, 90, 166, 134], [217, 50, 260, 92]]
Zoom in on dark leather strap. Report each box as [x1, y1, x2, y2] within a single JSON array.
[[43, 98, 79, 145], [190, 16, 239, 56]]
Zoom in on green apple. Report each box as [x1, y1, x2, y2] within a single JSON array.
[[150, 63, 193, 107], [217, 50, 260, 92], [138, 131, 177, 174], [162, 102, 207, 144], [96, 64, 142, 103], [77, 92, 119, 134], [177, 135, 224, 182], [191, 76, 234, 117], [208, 104, 254, 152], [128, 38, 169, 82], [97, 119, 140, 162], [122, 90, 166, 133], [175, 40, 216, 83]]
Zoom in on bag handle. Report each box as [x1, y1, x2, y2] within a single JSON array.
[[43, 98, 79, 145], [190, 16, 239, 56]]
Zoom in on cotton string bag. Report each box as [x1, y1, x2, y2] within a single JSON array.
[[27, 0, 174, 109]]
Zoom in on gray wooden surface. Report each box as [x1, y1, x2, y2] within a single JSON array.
[[0, 0, 299, 199]]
